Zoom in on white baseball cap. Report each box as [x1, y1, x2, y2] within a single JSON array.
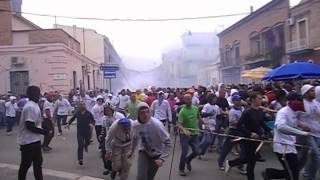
[[96, 95, 104, 100], [301, 84, 314, 96], [9, 96, 16, 100]]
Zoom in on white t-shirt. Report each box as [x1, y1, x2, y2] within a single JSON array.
[[105, 97, 118, 107], [84, 95, 96, 112], [5, 101, 18, 117], [300, 99, 320, 137], [273, 106, 299, 154], [43, 100, 54, 119], [17, 101, 43, 145], [118, 95, 129, 109], [192, 96, 200, 105], [201, 103, 220, 130], [55, 98, 70, 116], [92, 104, 104, 126], [103, 112, 125, 129]]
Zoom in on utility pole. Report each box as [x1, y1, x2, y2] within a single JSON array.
[[108, 54, 112, 93]]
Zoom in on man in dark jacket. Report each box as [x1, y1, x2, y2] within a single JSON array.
[[66, 100, 94, 166], [225, 91, 268, 180]]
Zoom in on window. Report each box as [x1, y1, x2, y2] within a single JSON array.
[[250, 34, 261, 55], [298, 20, 307, 39], [274, 25, 285, 47], [225, 46, 231, 66], [234, 45, 240, 65], [297, 19, 308, 48], [261, 29, 274, 55]]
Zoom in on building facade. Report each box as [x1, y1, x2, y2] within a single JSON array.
[[286, 0, 320, 63], [0, 1, 101, 95], [161, 32, 219, 87], [218, 0, 289, 84], [55, 24, 126, 92], [197, 56, 221, 86]]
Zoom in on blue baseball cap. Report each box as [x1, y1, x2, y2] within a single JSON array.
[[232, 94, 241, 102], [118, 118, 131, 127]]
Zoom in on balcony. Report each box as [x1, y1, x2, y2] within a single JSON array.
[[286, 39, 309, 54]]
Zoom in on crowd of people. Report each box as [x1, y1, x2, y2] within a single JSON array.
[[2, 81, 320, 180]]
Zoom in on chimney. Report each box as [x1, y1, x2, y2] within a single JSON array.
[[0, 0, 13, 45], [250, 6, 254, 13]]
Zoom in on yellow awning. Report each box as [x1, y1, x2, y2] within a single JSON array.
[[241, 67, 272, 79]]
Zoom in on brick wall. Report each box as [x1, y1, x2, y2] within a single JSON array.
[[0, 0, 12, 45], [290, 0, 320, 49], [219, 0, 289, 66], [29, 29, 81, 52]]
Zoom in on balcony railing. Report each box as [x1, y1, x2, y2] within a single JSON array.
[[286, 38, 309, 53]]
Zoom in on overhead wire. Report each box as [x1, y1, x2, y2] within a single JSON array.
[[0, 5, 293, 22]]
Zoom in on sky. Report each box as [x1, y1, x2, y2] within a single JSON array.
[[22, 0, 301, 71]]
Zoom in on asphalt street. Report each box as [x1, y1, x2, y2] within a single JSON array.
[[0, 125, 283, 180]]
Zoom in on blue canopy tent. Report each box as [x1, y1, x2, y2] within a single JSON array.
[[262, 61, 320, 81]]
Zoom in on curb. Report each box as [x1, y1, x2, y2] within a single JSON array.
[[0, 163, 103, 180]]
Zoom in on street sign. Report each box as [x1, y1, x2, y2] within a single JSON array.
[[103, 71, 116, 78], [100, 64, 120, 71]]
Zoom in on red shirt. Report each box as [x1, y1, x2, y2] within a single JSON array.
[[146, 95, 156, 106], [266, 91, 276, 103]]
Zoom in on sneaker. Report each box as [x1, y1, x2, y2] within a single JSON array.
[[219, 166, 225, 171], [57, 133, 62, 136], [78, 160, 83, 166], [256, 157, 266, 162], [198, 155, 209, 161], [110, 171, 117, 179], [225, 160, 231, 173], [103, 170, 110, 175], [238, 168, 247, 175], [186, 161, 192, 171], [232, 151, 240, 156], [42, 146, 51, 152], [179, 170, 187, 176], [6, 132, 12, 136]]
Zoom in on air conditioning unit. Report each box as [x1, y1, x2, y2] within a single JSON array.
[[287, 18, 295, 26], [11, 57, 25, 66]]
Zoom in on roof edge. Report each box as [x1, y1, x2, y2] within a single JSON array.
[[218, 0, 288, 37]]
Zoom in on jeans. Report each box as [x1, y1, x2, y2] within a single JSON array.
[[136, 151, 159, 180], [0, 112, 6, 127], [95, 125, 105, 148], [18, 141, 43, 180], [265, 153, 299, 180], [179, 134, 200, 171], [77, 131, 90, 161], [218, 128, 241, 167], [229, 141, 259, 180], [42, 118, 54, 147], [297, 136, 319, 180], [199, 130, 213, 155], [169, 111, 177, 134], [211, 117, 227, 153], [16, 111, 21, 125], [6, 116, 16, 132], [56, 115, 67, 133]]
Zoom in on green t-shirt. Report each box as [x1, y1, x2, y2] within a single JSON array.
[[178, 105, 199, 135], [127, 100, 140, 120]]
